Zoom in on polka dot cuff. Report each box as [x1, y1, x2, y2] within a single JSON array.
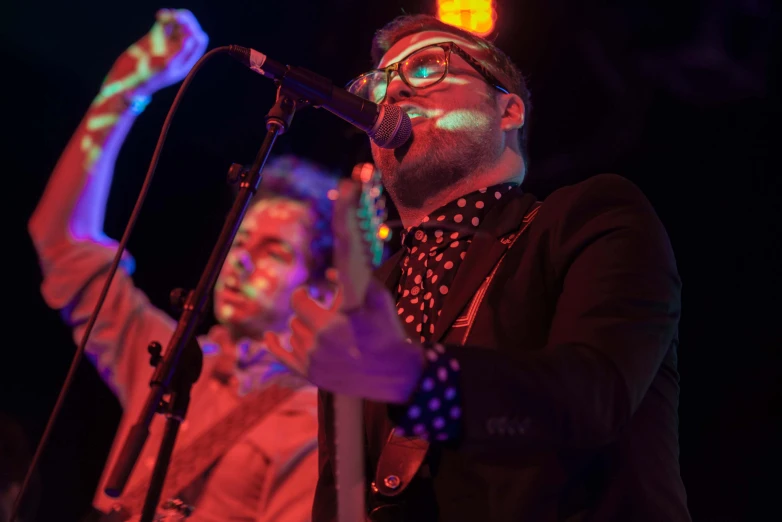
[[389, 343, 462, 442]]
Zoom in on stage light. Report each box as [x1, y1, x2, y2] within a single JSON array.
[[378, 224, 391, 241], [437, 0, 497, 37]]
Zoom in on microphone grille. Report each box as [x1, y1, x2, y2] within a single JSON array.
[[368, 104, 412, 149]]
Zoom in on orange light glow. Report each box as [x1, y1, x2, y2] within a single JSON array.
[[359, 162, 375, 184], [436, 0, 497, 37], [378, 224, 391, 241]]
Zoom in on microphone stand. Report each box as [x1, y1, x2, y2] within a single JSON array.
[[104, 86, 301, 522]]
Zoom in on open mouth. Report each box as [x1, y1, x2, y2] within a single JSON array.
[[216, 277, 243, 297], [218, 285, 242, 299], [399, 104, 428, 121]]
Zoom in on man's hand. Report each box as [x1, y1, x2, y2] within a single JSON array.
[[266, 278, 425, 404], [98, 9, 208, 102]]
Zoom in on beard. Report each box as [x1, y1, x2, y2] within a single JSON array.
[[372, 112, 500, 209]]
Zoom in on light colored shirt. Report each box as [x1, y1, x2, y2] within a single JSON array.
[[36, 237, 318, 521]]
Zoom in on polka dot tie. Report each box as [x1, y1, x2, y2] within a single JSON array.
[[395, 183, 518, 342]]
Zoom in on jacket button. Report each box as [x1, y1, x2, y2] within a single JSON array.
[[383, 475, 401, 489]]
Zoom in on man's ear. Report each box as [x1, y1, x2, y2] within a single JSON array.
[[498, 92, 525, 131]]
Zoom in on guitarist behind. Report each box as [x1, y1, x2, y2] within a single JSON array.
[[28, 10, 340, 520]]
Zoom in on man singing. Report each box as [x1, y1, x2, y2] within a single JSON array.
[[269, 14, 691, 522], [28, 9, 335, 521]]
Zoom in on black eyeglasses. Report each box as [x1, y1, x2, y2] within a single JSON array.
[[345, 41, 510, 104]]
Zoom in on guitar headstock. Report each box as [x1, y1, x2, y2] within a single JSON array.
[[332, 162, 389, 311], [352, 162, 389, 269]]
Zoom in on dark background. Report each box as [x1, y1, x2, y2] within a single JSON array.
[[2, 1, 779, 520]]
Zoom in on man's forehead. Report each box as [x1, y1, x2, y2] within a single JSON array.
[[241, 198, 311, 232], [248, 198, 309, 215], [378, 30, 485, 67]]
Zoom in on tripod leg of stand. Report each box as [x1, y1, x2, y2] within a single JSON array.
[[139, 412, 183, 522]]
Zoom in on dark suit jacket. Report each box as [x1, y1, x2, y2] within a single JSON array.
[[313, 174, 691, 522]]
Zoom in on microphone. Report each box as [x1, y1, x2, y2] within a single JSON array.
[[227, 45, 411, 149]]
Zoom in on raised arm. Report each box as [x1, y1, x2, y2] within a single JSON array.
[[29, 8, 208, 248], [27, 9, 208, 407]]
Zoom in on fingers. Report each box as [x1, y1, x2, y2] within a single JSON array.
[[181, 34, 207, 71], [169, 11, 208, 69], [193, 26, 209, 58], [155, 9, 176, 23], [172, 9, 205, 37], [330, 282, 344, 312], [291, 286, 339, 330], [289, 317, 315, 357], [322, 269, 344, 311], [363, 276, 397, 313], [263, 331, 306, 376], [151, 8, 208, 58], [173, 9, 209, 53]]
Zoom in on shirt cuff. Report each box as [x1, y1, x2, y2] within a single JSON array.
[[388, 343, 462, 441]]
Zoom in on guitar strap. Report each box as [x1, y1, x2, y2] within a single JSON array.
[[371, 201, 543, 513], [100, 376, 306, 521]]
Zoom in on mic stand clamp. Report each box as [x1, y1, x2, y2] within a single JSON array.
[[103, 86, 302, 522]]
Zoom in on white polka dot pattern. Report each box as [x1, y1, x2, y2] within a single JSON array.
[[390, 183, 518, 442], [395, 183, 518, 344], [391, 344, 462, 441]]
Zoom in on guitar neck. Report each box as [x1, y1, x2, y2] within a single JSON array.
[[332, 163, 387, 522], [334, 394, 366, 522]]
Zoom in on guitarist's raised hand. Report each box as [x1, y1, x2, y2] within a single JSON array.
[[265, 175, 426, 403], [267, 278, 425, 403], [263, 277, 341, 379]]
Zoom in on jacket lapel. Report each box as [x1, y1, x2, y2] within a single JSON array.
[[433, 189, 537, 342], [371, 189, 537, 343]]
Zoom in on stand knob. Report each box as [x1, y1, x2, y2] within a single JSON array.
[[170, 288, 189, 314], [148, 341, 163, 367], [227, 163, 246, 185]]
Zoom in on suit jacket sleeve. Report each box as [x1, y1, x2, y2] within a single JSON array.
[[448, 174, 682, 455]]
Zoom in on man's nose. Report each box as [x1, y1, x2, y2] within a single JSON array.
[[230, 250, 255, 275], [384, 72, 415, 104]]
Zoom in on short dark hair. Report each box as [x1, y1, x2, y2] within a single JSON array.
[[249, 155, 338, 281], [371, 14, 532, 167]]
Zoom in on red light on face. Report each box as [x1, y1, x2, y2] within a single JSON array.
[[436, 0, 497, 37]]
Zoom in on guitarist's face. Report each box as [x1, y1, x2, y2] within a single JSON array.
[[214, 198, 315, 337]]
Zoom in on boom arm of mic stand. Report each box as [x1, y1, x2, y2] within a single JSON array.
[[103, 88, 299, 502]]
